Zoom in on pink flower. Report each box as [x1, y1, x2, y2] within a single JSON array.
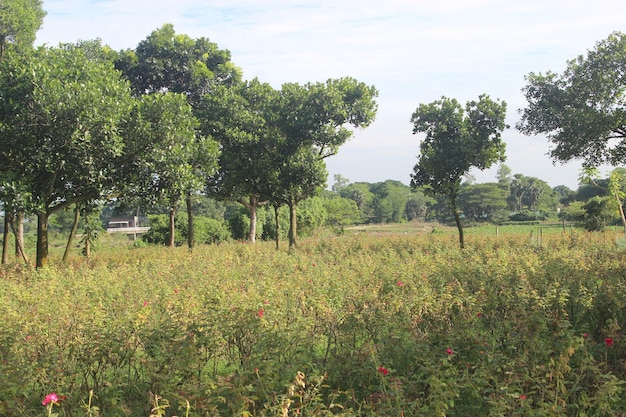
[[519, 394, 527, 400], [605, 337, 614, 347], [446, 348, 454, 355], [397, 281, 404, 287], [377, 366, 389, 376], [143, 301, 148, 307], [42, 393, 59, 406], [583, 333, 589, 339]]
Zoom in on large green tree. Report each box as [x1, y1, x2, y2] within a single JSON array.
[[115, 23, 241, 104], [115, 24, 237, 248], [121, 93, 215, 247], [410, 95, 507, 248], [200, 79, 279, 243], [0, 0, 45, 58], [458, 183, 508, 223], [518, 32, 626, 168], [0, 43, 134, 267], [275, 77, 378, 247]]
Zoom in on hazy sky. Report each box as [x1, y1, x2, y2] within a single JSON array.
[[35, 0, 626, 190]]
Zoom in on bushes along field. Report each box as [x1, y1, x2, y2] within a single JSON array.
[[1, 232, 626, 416]]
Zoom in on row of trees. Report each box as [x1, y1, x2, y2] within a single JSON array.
[[0, 4, 378, 267]]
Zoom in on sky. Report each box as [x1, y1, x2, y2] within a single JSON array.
[[35, 0, 626, 190]]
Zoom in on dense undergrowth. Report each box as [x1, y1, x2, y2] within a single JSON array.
[[2, 231, 626, 416]]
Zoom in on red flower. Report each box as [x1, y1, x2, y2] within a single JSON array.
[[257, 309, 264, 318], [446, 348, 454, 355], [143, 301, 148, 307], [519, 394, 527, 400], [42, 393, 59, 406], [377, 366, 389, 376], [605, 337, 614, 347]]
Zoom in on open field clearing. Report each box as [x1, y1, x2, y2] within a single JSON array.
[[2, 231, 626, 416]]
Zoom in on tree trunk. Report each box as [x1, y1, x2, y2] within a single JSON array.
[[288, 200, 297, 248], [186, 194, 194, 250], [614, 193, 626, 239], [84, 238, 91, 258], [14, 212, 21, 256], [36, 211, 50, 268], [13, 212, 28, 265], [168, 207, 176, 247], [63, 206, 80, 263], [273, 204, 280, 250], [449, 195, 464, 249], [248, 195, 258, 243], [2, 215, 10, 265]]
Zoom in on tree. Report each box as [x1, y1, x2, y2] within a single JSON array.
[[116, 24, 236, 248], [200, 80, 279, 243], [273, 146, 328, 247], [580, 167, 626, 237], [410, 95, 507, 248], [121, 93, 212, 247], [405, 189, 435, 221], [518, 32, 626, 168], [115, 24, 241, 104], [0, 43, 134, 267], [458, 183, 509, 223], [275, 77, 378, 246], [0, 0, 45, 58], [369, 180, 412, 223], [331, 174, 350, 193], [496, 164, 513, 187]]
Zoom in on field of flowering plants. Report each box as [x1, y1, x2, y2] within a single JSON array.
[[2, 230, 626, 416]]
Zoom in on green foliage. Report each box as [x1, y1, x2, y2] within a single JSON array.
[[458, 182, 508, 222], [518, 31, 626, 167], [0, 0, 46, 57], [143, 213, 230, 245], [296, 196, 327, 237], [411, 94, 508, 247], [2, 234, 626, 415], [323, 196, 362, 226], [569, 196, 618, 231], [0, 42, 135, 266]]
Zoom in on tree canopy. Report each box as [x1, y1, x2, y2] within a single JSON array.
[[411, 94, 507, 248], [0, 0, 45, 58], [0, 43, 134, 266], [517, 31, 626, 168]]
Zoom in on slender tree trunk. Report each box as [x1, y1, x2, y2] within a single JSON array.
[[84, 239, 91, 258], [613, 194, 626, 239], [36, 211, 50, 268], [14, 212, 21, 256], [186, 194, 194, 250], [248, 195, 258, 243], [2, 215, 10, 265], [168, 207, 176, 247], [12, 212, 28, 265], [63, 206, 80, 263], [288, 200, 297, 248], [449, 195, 464, 249], [273, 204, 280, 250]]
